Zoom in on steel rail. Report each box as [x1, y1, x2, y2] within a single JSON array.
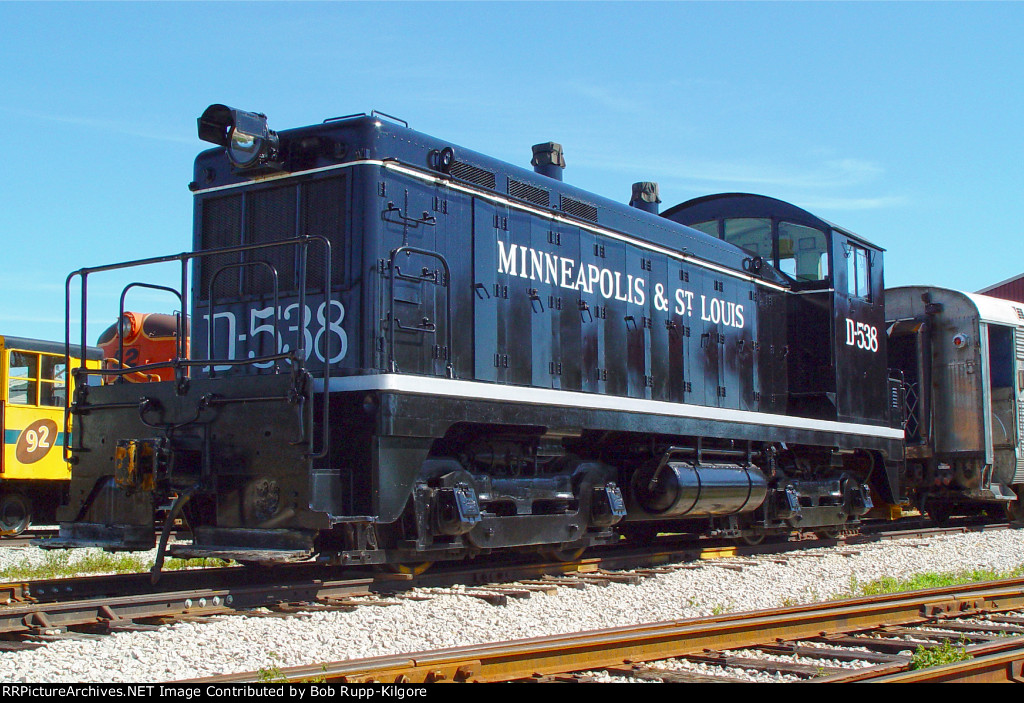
[[0, 535, 821, 607], [184, 576, 1024, 683], [1, 520, 1008, 636], [865, 645, 1024, 683], [801, 635, 1024, 683], [0, 575, 373, 635]]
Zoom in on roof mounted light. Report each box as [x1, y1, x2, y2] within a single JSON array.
[[197, 104, 282, 171]]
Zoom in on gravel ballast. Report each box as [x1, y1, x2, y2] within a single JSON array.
[[2, 529, 1024, 682]]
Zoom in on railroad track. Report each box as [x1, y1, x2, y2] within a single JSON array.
[[189, 577, 1024, 683], [0, 520, 1012, 656], [0, 528, 59, 547], [0, 519, 1001, 601]]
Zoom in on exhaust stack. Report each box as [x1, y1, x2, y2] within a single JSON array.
[[531, 142, 565, 181], [630, 182, 661, 214]]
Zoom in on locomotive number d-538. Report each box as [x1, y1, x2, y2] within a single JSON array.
[[50, 104, 911, 571]]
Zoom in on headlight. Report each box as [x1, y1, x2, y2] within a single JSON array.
[[198, 104, 281, 171], [118, 313, 138, 341]]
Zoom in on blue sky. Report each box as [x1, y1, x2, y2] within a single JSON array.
[[1, 2, 1021, 343]]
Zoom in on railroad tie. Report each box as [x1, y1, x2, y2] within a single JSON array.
[[683, 652, 849, 678]]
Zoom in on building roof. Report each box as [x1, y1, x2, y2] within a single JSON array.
[[978, 272, 1024, 295]]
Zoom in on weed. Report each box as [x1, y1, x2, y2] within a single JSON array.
[[0, 550, 227, 581], [257, 656, 328, 684], [832, 565, 1024, 600], [257, 665, 288, 683], [909, 638, 972, 670]]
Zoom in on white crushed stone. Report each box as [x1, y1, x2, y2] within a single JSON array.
[[649, 657, 804, 683], [1, 529, 1023, 682], [717, 648, 870, 670]]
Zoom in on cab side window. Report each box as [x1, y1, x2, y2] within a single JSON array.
[[7, 351, 37, 405], [847, 242, 871, 300], [6, 351, 65, 407], [778, 222, 828, 281], [688, 220, 720, 238], [40, 356, 67, 407]]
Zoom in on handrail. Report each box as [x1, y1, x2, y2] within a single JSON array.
[[64, 235, 334, 461], [116, 282, 183, 384]]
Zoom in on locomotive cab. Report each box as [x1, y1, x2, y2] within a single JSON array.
[[664, 194, 893, 430]]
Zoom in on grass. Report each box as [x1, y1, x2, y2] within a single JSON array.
[[0, 549, 228, 581], [909, 638, 972, 670], [827, 568, 1024, 672], [258, 653, 327, 683], [836, 565, 1024, 600]]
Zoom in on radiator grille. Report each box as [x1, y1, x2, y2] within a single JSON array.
[[560, 195, 598, 222], [449, 161, 496, 189], [302, 176, 347, 291], [508, 178, 550, 207], [197, 175, 347, 302], [245, 185, 297, 295], [200, 195, 243, 300]]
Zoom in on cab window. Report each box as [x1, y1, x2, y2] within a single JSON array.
[[41, 356, 67, 406], [723, 218, 772, 258], [6, 351, 65, 407], [846, 242, 871, 300], [778, 222, 828, 282], [7, 352, 36, 404], [688, 220, 720, 238]]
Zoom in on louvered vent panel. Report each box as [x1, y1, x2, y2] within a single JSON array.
[[302, 175, 347, 291], [508, 178, 550, 207], [560, 195, 598, 222], [449, 161, 496, 189], [245, 185, 298, 295], [199, 194, 243, 301]]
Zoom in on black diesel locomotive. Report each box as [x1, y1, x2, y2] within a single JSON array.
[[53, 105, 906, 569]]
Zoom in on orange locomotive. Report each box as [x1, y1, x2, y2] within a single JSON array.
[[96, 312, 188, 383]]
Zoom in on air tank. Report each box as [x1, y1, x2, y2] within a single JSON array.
[[630, 461, 768, 517]]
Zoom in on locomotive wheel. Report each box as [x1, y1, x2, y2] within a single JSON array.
[[0, 493, 31, 536], [736, 530, 789, 546], [542, 546, 586, 563], [378, 561, 433, 577], [737, 532, 765, 546], [814, 527, 843, 540]]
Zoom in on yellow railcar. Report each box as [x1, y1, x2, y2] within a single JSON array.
[[0, 336, 100, 535]]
